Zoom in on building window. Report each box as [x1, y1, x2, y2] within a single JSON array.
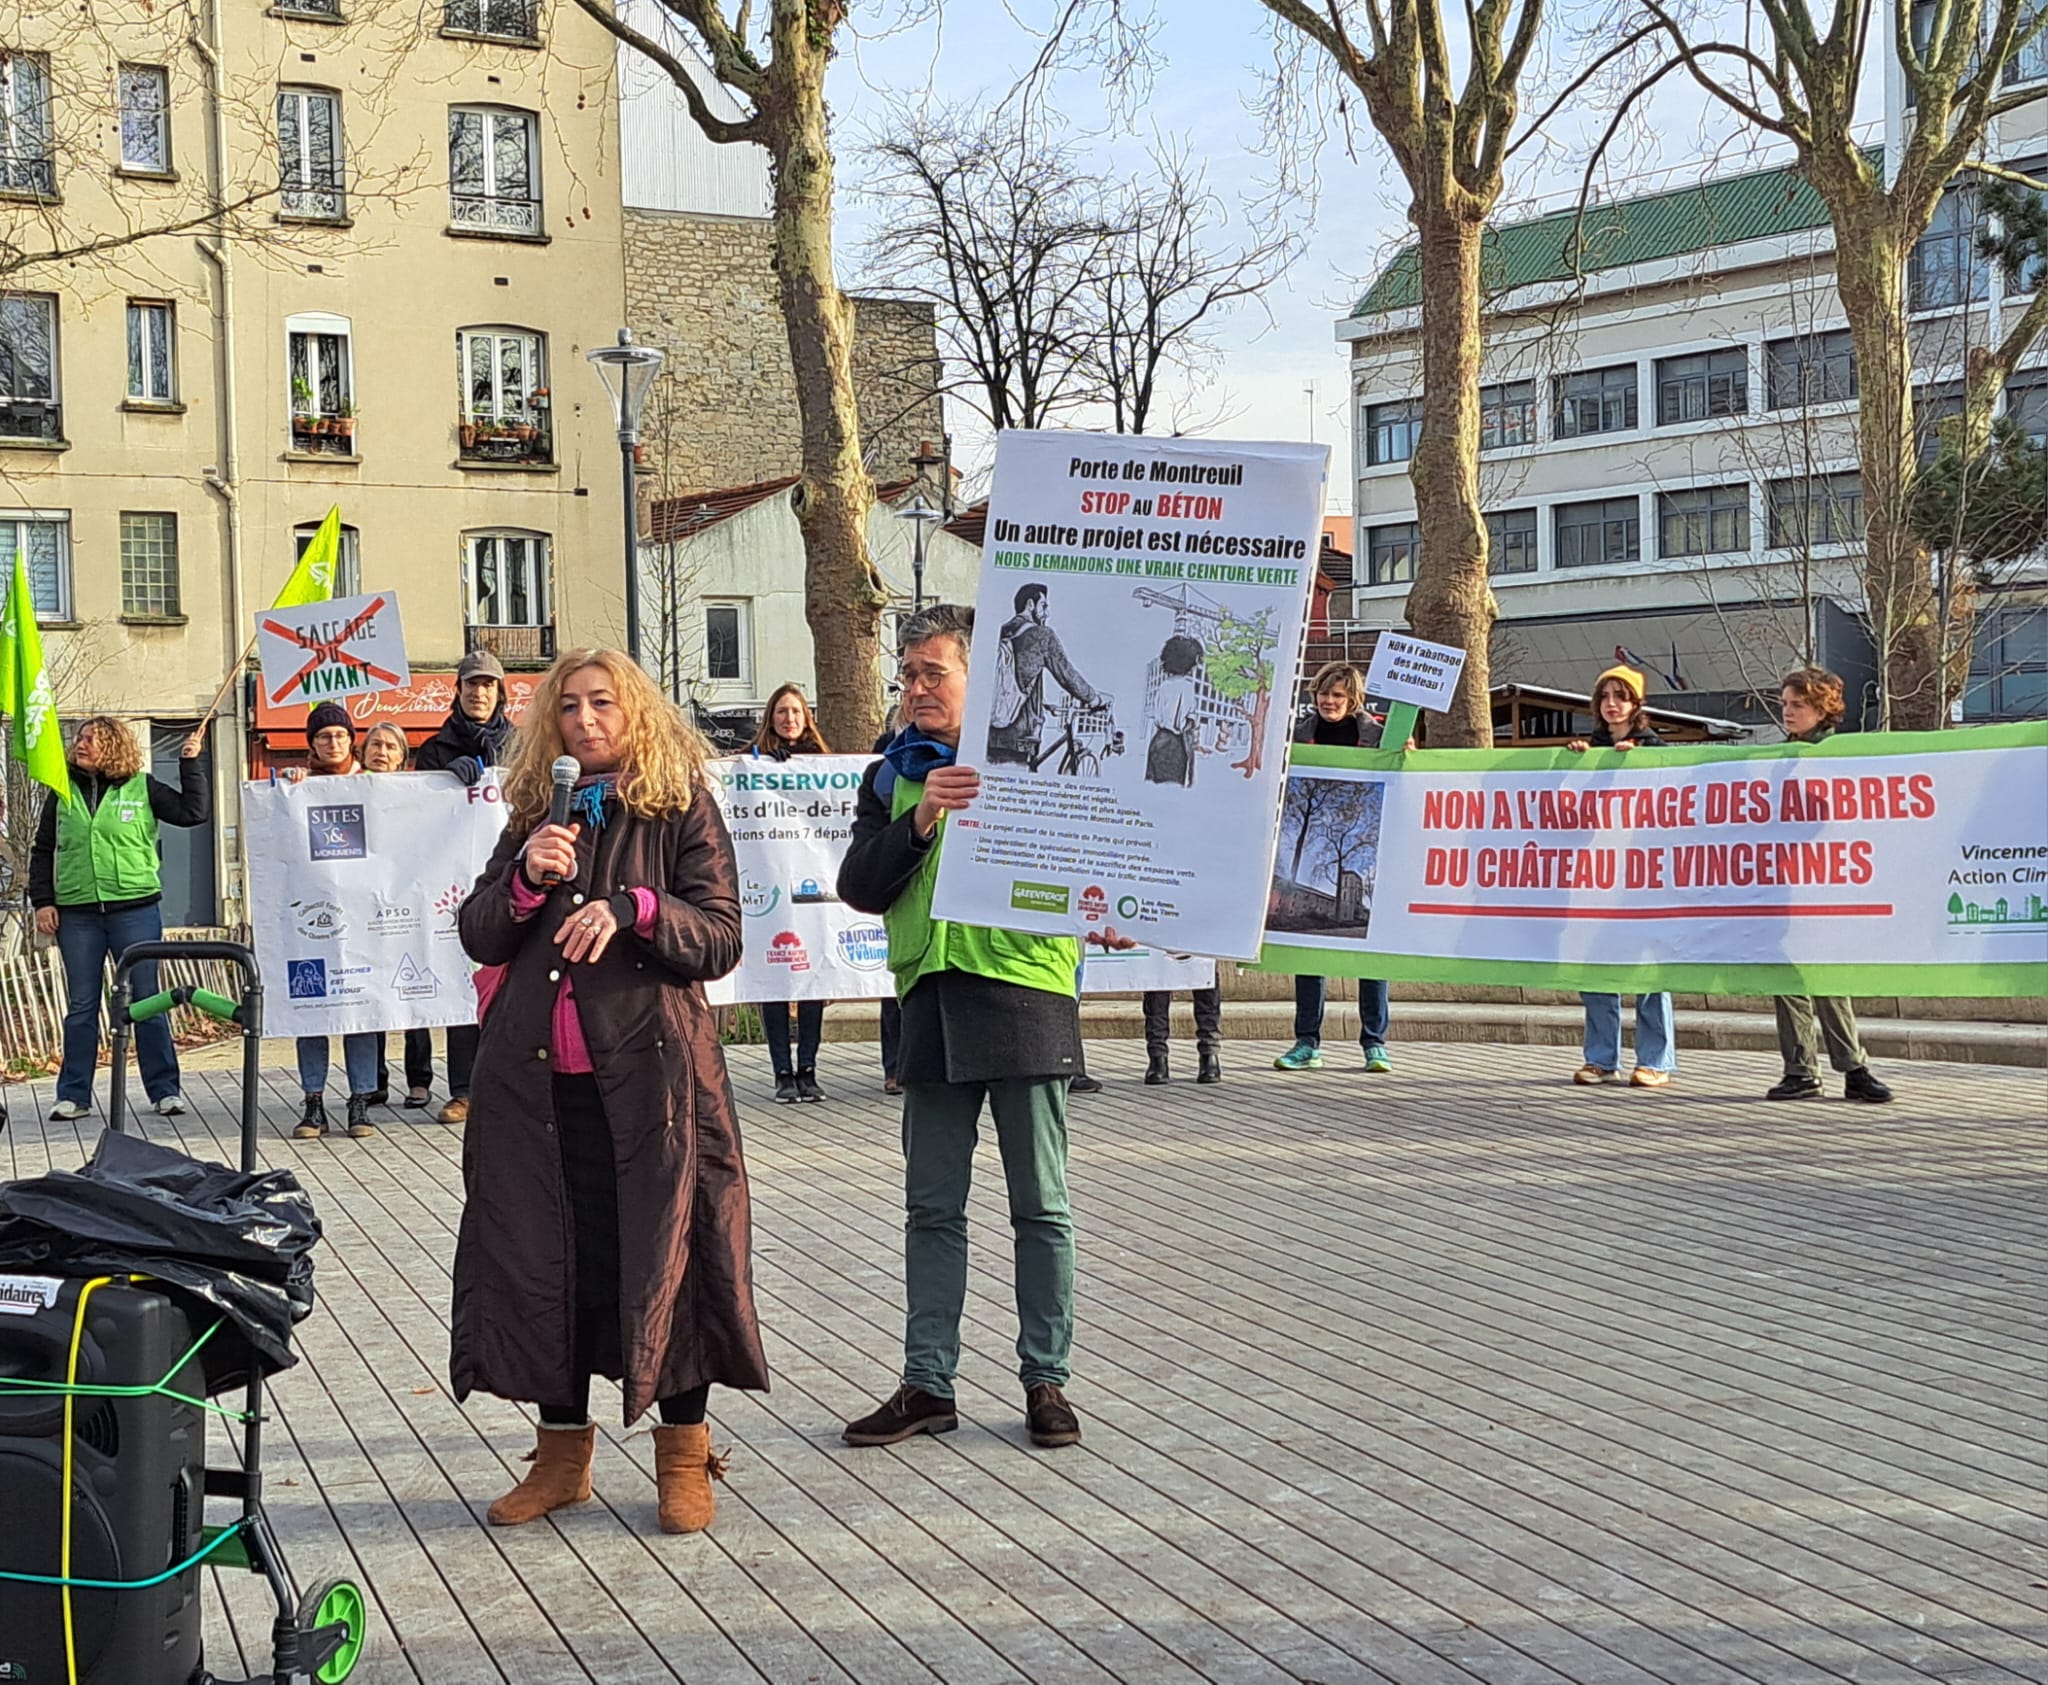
[[272, 0, 343, 16], [449, 107, 539, 236], [0, 52, 52, 197], [1656, 349, 1748, 425], [1479, 380, 1536, 451], [444, 0, 539, 39], [286, 313, 354, 454], [2002, 156, 2045, 294], [457, 326, 550, 462], [2005, 1, 2047, 83], [704, 600, 751, 685], [466, 529, 550, 628], [118, 65, 169, 172], [1364, 398, 1421, 467], [293, 520, 360, 597], [0, 513, 70, 620], [1914, 383, 1966, 462], [1554, 498, 1641, 569], [1657, 485, 1751, 559], [120, 512, 180, 618], [1966, 604, 2048, 719], [1553, 365, 1638, 439], [1366, 521, 1421, 587], [1766, 329, 1858, 408], [1485, 508, 1538, 576], [0, 292, 59, 442], [126, 301, 175, 403], [2008, 374, 2047, 444], [1767, 473, 1865, 548], [277, 87, 344, 221], [1909, 185, 1989, 312]]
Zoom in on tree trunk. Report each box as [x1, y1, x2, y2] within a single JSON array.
[[1832, 216, 1942, 730], [766, 2, 885, 751], [1403, 208, 1496, 747]]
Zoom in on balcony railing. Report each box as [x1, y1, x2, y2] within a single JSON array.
[[0, 155, 56, 198], [444, 0, 538, 36], [450, 191, 541, 236], [0, 397, 62, 443], [273, 0, 343, 15], [458, 416, 552, 465], [280, 181, 346, 221], [290, 411, 357, 455], [466, 623, 555, 669]]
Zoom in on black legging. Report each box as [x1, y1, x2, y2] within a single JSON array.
[[536, 1073, 708, 1427], [761, 999, 824, 1076]]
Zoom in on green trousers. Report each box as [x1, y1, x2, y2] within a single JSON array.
[[1774, 994, 1868, 1079], [901, 1077, 1074, 1398]]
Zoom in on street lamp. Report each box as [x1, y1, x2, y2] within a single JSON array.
[[895, 489, 944, 612], [585, 327, 665, 663]]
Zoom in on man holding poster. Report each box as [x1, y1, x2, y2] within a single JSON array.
[[930, 430, 1328, 960], [837, 602, 1131, 1453]]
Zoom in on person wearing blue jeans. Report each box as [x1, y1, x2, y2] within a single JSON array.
[[294, 1033, 383, 1138], [1277, 974, 1393, 1072], [30, 714, 210, 1122], [1576, 993, 1676, 1088]]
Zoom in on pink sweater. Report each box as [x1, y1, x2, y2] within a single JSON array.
[[494, 875, 658, 1073]]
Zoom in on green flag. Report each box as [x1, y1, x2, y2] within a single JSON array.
[[273, 504, 342, 608], [4, 540, 70, 806]]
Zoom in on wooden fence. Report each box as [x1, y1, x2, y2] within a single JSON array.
[[0, 927, 245, 1079]]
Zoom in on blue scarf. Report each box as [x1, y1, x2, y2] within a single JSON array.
[[882, 726, 956, 786]]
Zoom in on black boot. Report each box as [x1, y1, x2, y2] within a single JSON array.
[[773, 1073, 798, 1104], [1144, 1050, 1169, 1085], [346, 1094, 379, 1139], [1844, 1066, 1893, 1104], [293, 1094, 329, 1139], [795, 1069, 826, 1103], [1197, 1048, 1223, 1084]]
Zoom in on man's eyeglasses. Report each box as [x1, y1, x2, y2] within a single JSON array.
[[895, 665, 956, 693]]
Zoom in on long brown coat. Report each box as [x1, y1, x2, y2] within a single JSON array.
[[450, 792, 770, 1423]]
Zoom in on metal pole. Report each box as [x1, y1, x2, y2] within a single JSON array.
[[620, 435, 640, 663], [913, 520, 927, 612]]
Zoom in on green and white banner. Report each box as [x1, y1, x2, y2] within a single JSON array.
[[1259, 722, 2048, 998]]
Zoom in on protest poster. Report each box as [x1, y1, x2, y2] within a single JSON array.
[[1078, 947, 1217, 993], [245, 770, 508, 1034], [255, 591, 410, 707], [1363, 632, 1466, 714], [705, 754, 892, 1005], [1261, 722, 2048, 997], [930, 429, 1328, 960]]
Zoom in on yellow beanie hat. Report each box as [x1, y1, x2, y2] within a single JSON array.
[[1594, 663, 1646, 704]]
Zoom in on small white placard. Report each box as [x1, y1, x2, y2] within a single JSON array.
[[255, 590, 412, 709], [1364, 632, 1467, 712], [0, 1274, 64, 1316]]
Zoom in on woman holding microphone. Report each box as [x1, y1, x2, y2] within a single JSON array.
[[452, 647, 768, 1536]]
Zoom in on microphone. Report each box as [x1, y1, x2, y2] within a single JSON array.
[[542, 755, 580, 885]]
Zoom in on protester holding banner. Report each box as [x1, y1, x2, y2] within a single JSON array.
[[1566, 665, 1678, 1090], [453, 647, 768, 1536], [1768, 668, 1894, 1105], [1275, 661, 1395, 1074], [1142, 983, 1223, 1084], [289, 703, 385, 1139], [412, 649, 514, 1124], [357, 722, 437, 1109], [30, 716, 209, 1122], [837, 602, 1130, 1453], [752, 683, 833, 1103]]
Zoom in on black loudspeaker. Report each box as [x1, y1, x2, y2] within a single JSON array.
[[0, 1276, 206, 1685]]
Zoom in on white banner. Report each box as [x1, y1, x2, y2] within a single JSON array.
[[245, 771, 509, 1034], [706, 755, 893, 1004], [256, 591, 411, 709], [931, 429, 1328, 959]]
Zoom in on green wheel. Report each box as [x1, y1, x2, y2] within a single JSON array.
[[297, 1575, 368, 1682]]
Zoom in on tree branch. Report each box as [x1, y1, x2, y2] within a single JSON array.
[[571, 0, 764, 141]]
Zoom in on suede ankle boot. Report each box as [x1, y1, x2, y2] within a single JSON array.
[[652, 1422, 728, 1534], [487, 1423, 595, 1526]]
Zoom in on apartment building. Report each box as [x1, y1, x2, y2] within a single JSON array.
[[0, 0, 630, 921], [1339, 44, 2047, 735]]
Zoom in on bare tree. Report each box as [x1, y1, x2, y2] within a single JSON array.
[[1621, 0, 2048, 727], [1090, 142, 1290, 435], [860, 102, 1119, 433], [1252, 0, 1561, 748]]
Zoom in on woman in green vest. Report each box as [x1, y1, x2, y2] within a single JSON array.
[[30, 714, 209, 1122]]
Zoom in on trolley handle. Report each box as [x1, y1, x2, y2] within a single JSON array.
[[110, 939, 260, 988], [128, 986, 246, 1027]]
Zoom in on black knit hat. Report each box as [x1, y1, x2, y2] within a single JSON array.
[[306, 701, 354, 744]]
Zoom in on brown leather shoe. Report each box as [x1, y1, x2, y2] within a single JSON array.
[[1025, 1383, 1082, 1448], [842, 1384, 958, 1446], [437, 1096, 470, 1125], [652, 1422, 727, 1533], [487, 1424, 594, 1526]]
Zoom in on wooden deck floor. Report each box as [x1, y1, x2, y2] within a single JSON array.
[[6, 1038, 2045, 1685]]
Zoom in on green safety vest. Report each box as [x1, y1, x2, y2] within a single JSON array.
[[884, 772, 1080, 1002], [55, 774, 162, 906]]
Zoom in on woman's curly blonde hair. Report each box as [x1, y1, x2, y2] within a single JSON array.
[[73, 716, 147, 782], [501, 648, 710, 831]]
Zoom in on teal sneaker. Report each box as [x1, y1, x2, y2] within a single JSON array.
[[1273, 1040, 1323, 1071], [1363, 1043, 1393, 1073]]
